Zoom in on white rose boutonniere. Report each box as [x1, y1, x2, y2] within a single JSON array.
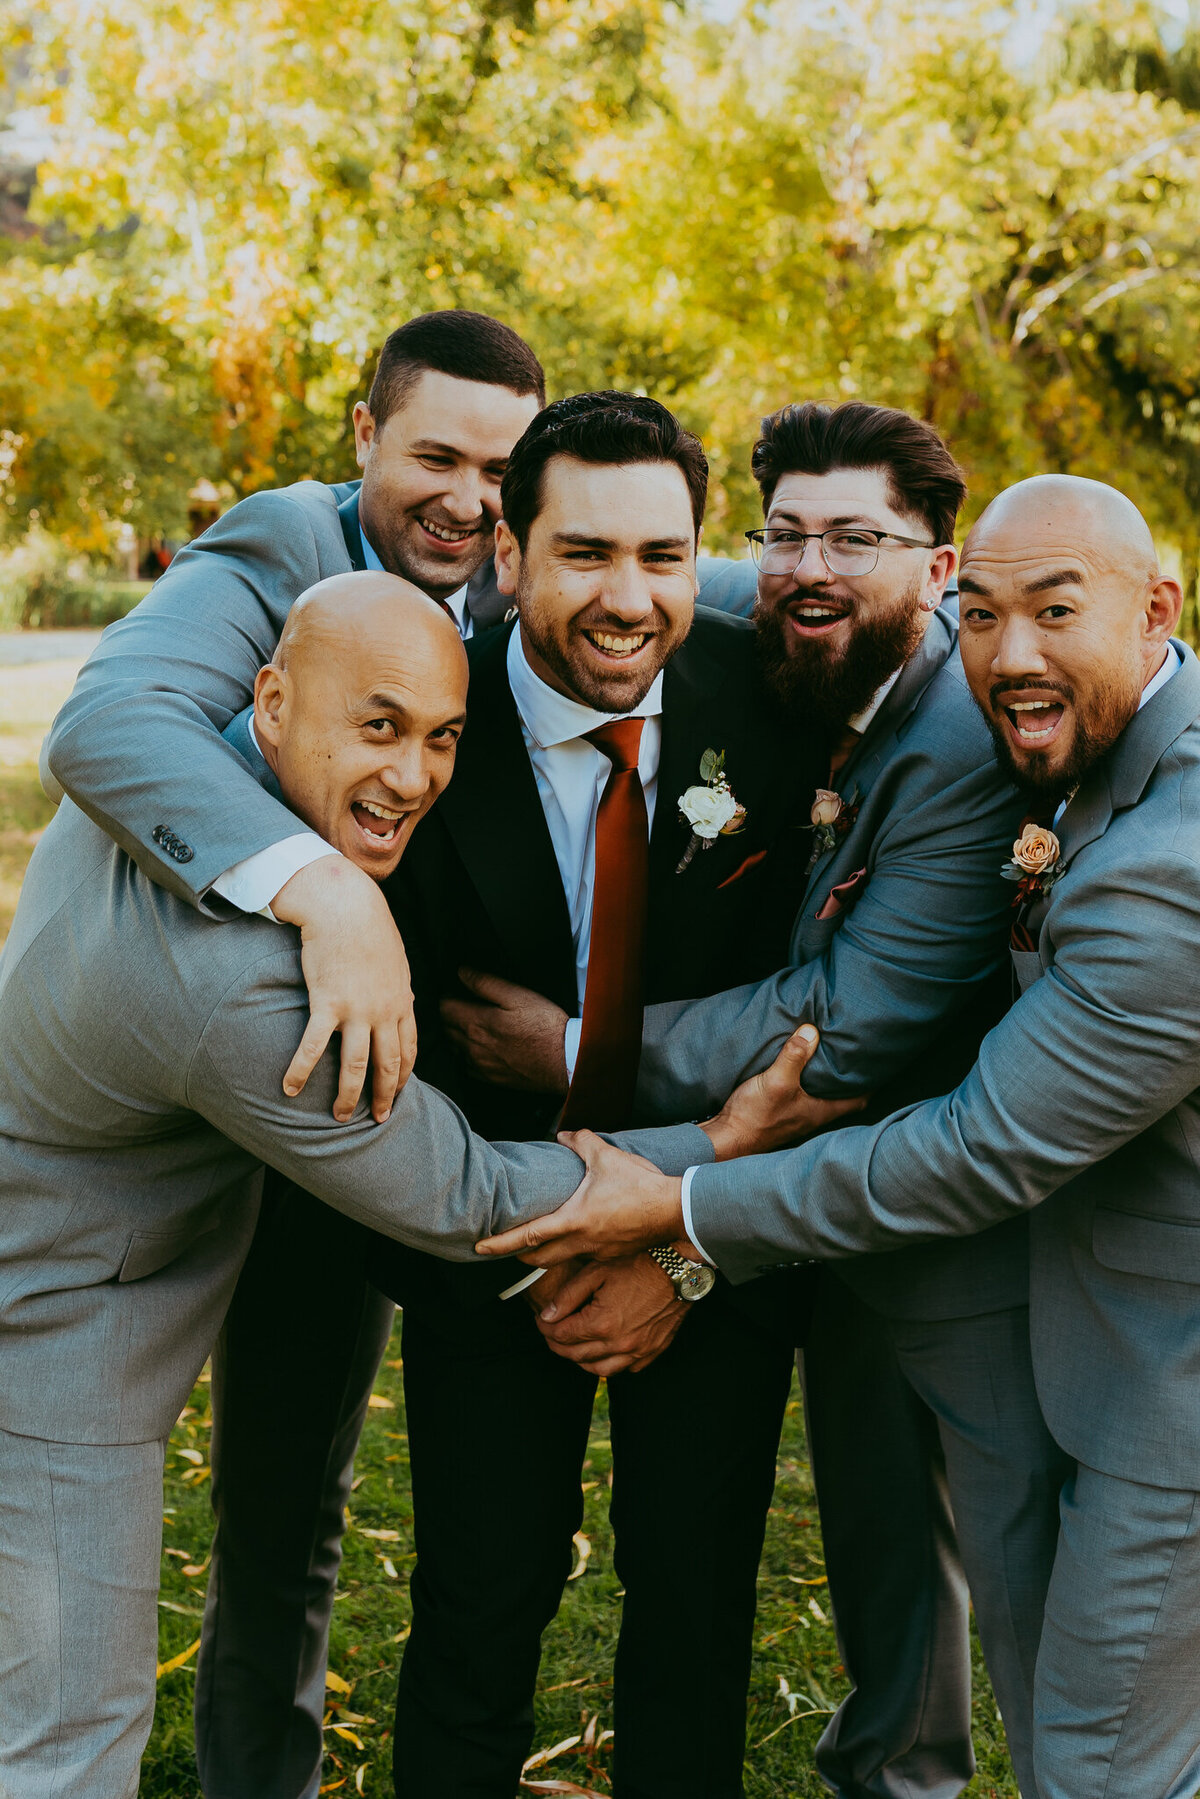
[[676, 748, 747, 873]]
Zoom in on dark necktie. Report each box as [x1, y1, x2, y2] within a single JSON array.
[[828, 722, 862, 785], [559, 718, 649, 1131]]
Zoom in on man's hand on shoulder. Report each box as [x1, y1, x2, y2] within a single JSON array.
[[271, 857, 417, 1123], [441, 968, 569, 1095]]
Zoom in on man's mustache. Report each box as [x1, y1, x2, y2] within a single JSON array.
[[988, 678, 1073, 709]]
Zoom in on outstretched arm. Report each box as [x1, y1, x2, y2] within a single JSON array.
[[479, 843, 1200, 1283], [634, 744, 1022, 1120], [187, 943, 712, 1256]]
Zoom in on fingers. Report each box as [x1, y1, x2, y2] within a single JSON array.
[[538, 1262, 606, 1322], [398, 1006, 417, 1091], [333, 1022, 372, 1123], [369, 1024, 403, 1124], [457, 966, 520, 1005], [282, 1010, 337, 1099], [475, 1217, 589, 1264]]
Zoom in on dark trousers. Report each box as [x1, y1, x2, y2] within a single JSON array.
[[390, 1263, 803, 1799], [195, 1180, 395, 1799]]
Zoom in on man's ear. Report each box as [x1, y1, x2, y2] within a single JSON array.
[[352, 400, 376, 471], [924, 544, 958, 609], [1146, 573, 1184, 647], [254, 663, 287, 751], [693, 525, 703, 598], [494, 518, 520, 597]]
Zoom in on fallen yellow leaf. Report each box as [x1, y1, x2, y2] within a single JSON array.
[[367, 1394, 394, 1410], [325, 1670, 353, 1696], [156, 1637, 201, 1679], [359, 1528, 400, 1541], [568, 1532, 591, 1581], [522, 1734, 581, 1773]]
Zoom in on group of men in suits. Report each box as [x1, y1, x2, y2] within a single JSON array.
[[4, 301, 1198, 1799]]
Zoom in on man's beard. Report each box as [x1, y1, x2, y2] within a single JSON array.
[[517, 572, 687, 713], [754, 578, 927, 734], [982, 674, 1142, 803]]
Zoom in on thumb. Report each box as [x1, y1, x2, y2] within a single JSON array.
[[556, 1127, 605, 1169], [778, 1022, 820, 1076], [457, 966, 512, 1005]]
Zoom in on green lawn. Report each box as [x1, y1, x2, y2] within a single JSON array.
[[145, 1339, 1019, 1798]]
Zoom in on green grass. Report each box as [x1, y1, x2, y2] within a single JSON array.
[[145, 1331, 1019, 1798]]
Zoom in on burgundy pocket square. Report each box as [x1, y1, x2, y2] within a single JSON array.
[[717, 848, 769, 890], [815, 866, 868, 921]]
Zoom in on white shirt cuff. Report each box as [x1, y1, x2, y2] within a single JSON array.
[[210, 834, 341, 920], [680, 1166, 715, 1266], [563, 1016, 583, 1081]]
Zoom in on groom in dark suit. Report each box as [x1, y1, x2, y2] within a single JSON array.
[[371, 393, 819, 1797]]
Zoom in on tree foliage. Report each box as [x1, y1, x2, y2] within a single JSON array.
[[5, 0, 1200, 612]]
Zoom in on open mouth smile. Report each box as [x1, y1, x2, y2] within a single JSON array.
[[417, 516, 478, 549], [786, 602, 850, 637], [582, 629, 653, 662], [999, 696, 1067, 749], [350, 799, 412, 851]]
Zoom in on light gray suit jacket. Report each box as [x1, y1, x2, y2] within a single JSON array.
[[635, 593, 1030, 1319], [687, 643, 1200, 1488], [44, 485, 751, 911], [0, 797, 707, 1449]]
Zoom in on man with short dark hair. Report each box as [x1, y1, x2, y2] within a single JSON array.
[[466, 402, 1064, 1796], [373, 390, 824, 1799]]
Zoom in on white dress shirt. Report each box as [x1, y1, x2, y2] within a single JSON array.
[[506, 629, 663, 1078], [682, 642, 1186, 1265], [209, 505, 472, 916]]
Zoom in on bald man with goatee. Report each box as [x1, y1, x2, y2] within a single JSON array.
[[481, 475, 1200, 1798]]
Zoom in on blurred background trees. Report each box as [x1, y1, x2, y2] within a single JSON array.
[[5, 0, 1200, 623]]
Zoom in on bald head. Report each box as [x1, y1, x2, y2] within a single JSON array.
[[253, 570, 469, 879], [273, 569, 463, 674], [957, 475, 1182, 799], [965, 475, 1159, 584]]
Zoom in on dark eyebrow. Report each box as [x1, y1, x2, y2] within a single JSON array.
[[1026, 569, 1084, 594], [549, 531, 692, 551], [956, 575, 991, 596], [363, 692, 410, 715], [408, 439, 465, 458]]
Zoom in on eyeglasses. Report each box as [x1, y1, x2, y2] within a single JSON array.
[[746, 527, 935, 578]]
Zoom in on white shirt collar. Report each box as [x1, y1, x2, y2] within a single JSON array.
[[359, 510, 470, 639], [847, 665, 902, 735], [1138, 642, 1181, 711], [506, 624, 664, 748], [247, 714, 265, 760]]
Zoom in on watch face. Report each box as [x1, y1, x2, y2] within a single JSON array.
[[679, 1263, 717, 1301]]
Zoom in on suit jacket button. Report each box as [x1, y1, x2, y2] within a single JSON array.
[[178, 845, 194, 862]]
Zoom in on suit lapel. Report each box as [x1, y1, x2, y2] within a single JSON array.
[[435, 625, 577, 1007], [336, 488, 367, 571]]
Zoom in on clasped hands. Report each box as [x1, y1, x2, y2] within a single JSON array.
[[480, 1019, 865, 1375]]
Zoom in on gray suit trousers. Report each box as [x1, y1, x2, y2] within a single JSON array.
[[804, 1284, 1070, 1799], [0, 1426, 166, 1799], [1035, 1463, 1200, 1799]]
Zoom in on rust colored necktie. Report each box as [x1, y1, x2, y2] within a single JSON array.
[[560, 717, 649, 1131]]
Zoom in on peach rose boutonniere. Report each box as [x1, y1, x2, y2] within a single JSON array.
[[807, 786, 860, 860], [1002, 822, 1066, 905], [676, 748, 747, 873]]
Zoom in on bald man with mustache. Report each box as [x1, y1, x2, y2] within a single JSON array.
[[481, 475, 1200, 1799]]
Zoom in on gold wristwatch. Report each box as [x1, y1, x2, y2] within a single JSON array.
[[648, 1245, 717, 1302]]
